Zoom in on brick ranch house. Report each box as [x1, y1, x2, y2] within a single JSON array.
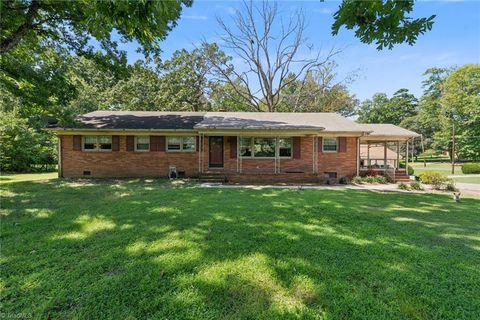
[[50, 111, 419, 183]]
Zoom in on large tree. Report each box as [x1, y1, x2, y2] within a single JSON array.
[[278, 62, 358, 116], [1, 0, 191, 119], [1, 0, 191, 56], [332, 0, 435, 50], [357, 89, 418, 124], [207, 0, 337, 112], [438, 64, 480, 160]]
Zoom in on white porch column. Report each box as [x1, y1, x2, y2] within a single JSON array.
[[384, 141, 387, 170], [405, 139, 409, 170], [396, 141, 400, 169], [367, 141, 370, 169]]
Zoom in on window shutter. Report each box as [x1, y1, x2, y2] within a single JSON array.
[[150, 136, 159, 152], [126, 136, 134, 151], [230, 136, 237, 158], [318, 137, 323, 153], [339, 137, 347, 152], [158, 136, 166, 151], [73, 135, 82, 151], [196, 136, 200, 152], [112, 136, 120, 151], [293, 137, 301, 159]]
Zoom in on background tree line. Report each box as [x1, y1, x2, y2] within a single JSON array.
[[357, 65, 480, 162], [3, 0, 471, 172]]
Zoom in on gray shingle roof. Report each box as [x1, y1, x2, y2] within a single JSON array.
[[75, 111, 206, 130], [358, 124, 420, 137], [54, 111, 419, 138], [195, 112, 366, 132]]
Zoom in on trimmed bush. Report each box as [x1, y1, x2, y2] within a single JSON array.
[[446, 183, 458, 192], [351, 176, 363, 184], [339, 176, 349, 184], [351, 175, 389, 184], [374, 176, 389, 184], [419, 171, 451, 190], [410, 181, 423, 190], [399, 162, 415, 175], [461, 163, 480, 174], [398, 182, 409, 190]]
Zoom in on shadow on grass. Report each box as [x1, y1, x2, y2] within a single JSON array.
[[1, 179, 479, 319]]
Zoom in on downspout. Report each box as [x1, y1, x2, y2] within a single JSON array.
[[236, 135, 240, 173], [356, 137, 360, 177], [58, 136, 63, 178]]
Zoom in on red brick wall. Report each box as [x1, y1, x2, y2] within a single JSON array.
[[61, 135, 200, 178], [60, 135, 358, 179], [318, 137, 358, 178]]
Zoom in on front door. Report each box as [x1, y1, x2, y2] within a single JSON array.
[[209, 136, 224, 168]]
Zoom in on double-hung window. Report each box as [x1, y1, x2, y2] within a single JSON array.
[[83, 136, 112, 152], [167, 136, 196, 152], [323, 138, 338, 152], [135, 136, 150, 152], [277, 138, 292, 158], [240, 137, 292, 158], [253, 138, 276, 158]]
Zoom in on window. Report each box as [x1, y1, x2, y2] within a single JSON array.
[[167, 136, 196, 152], [135, 136, 150, 152], [240, 137, 252, 157], [278, 138, 292, 158], [83, 136, 112, 152], [182, 137, 196, 151], [254, 138, 276, 158], [240, 137, 291, 158], [323, 138, 338, 152]]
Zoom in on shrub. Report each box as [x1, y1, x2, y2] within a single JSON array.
[[461, 163, 480, 174], [339, 176, 349, 184], [364, 175, 375, 184], [419, 171, 451, 190], [351, 176, 363, 184], [409, 181, 423, 190], [446, 183, 458, 192], [398, 182, 409, 190], [373, 176, 389, 184], [400, 162, 415, 175]]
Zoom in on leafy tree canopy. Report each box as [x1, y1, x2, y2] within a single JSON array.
[[439, 64, 480, 160], [357, 88, 418, 124], [332, 0, 435, 50]]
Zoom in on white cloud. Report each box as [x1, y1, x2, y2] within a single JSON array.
[[183, 14, 209, 21], [313, 8, 332, 14], [215, 5, 237, 15]]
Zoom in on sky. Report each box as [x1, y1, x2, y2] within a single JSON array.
[[120, 0, 480, 102]]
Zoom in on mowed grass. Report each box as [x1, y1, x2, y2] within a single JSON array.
[[411, 162, 480, 184], [0, 172, 58, 183], [1, 177, 480, 319]]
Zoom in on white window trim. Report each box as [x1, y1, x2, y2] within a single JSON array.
[[82, 136, 112, 152], [239, 137, 292, 159], [322, 137, 338, 153], [134, 136, 150, 152], [277, 137, 293, 159], [166, 136, 196, 152]]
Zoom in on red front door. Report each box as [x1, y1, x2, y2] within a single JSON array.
[[209, 136, 224, 168]]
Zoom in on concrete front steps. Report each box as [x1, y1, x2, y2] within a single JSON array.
[[199, 173, 228, 183]]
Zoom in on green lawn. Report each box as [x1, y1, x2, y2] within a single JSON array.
[[0, 172, 58, 183], [1, 177, 479, 319], [411, 162, 480, 184]]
